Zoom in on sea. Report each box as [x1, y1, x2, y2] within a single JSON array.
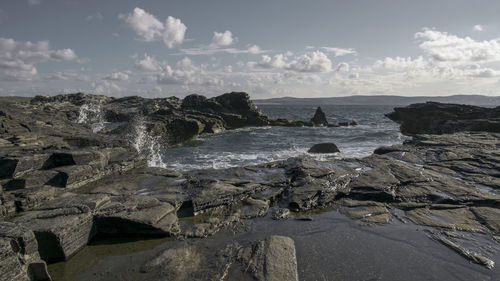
[[158, 104, 406, 171]]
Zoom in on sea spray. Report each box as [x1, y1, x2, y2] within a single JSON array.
[[129, 115, 168, 168], [77, 103, 105, 133]]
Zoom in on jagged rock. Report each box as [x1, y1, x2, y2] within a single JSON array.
[[310, 106, 328, 126], [387, 102, 500, 135], [272, 208, 291, 220], [0, 222, 52, 281], [236, 236, 299, 281], [307, 142, 340, 153]]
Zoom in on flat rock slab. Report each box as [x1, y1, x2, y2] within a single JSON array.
[[237, 235, 299, 281]]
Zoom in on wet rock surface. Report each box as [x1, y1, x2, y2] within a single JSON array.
[[1, 97, 500, 280], [387, 101, 500, 135], [307, 142, 340, 153]]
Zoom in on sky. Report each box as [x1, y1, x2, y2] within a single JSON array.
[[1, 0, 500, 99]]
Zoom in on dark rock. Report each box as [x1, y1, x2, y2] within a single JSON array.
[[307, 143, 340, 153], [236, 236, 299, 281], [386, 102, 500, 135], [310, 106, 328, 126], [0, 222, 51, 281]]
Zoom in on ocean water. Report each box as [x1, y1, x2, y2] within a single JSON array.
[[161, 104, 406, 171]]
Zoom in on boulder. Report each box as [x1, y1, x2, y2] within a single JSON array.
[[307, 143, 340, 153], [310, 106, 328, 126], [386, 102, 500, 135], [237, 236, 299, 281]]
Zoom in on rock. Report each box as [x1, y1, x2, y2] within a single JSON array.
[[236, 236, 299, 281], [307, 143, 340, 153], [433, 235, 495, 269], [241, 197, 269, 219], [310, 106, 328, 126], [0, 222, 52, 281], [13, 194, 179, 262], [386, 102, 500, 135], [272, 208, 291, 220], [140, 245, 201, 280]]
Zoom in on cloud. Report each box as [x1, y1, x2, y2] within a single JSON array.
[[85, 12, 104, 22], [178, 45, 267, 56], [119, 8, 163, 41], [211, 30, 235, 47], [156, 57, 224, 87], [256, 54, 288, 69], [92, 80, 121, 95], [307, 46, 357, 57], [103, 71, 130, 81], [336, 62, 350, 72], [255, 51, 333, 73], [157, 57, 199, 85], [473, 25, 483, 32], [247, 45, 264, 54], [135, 53, 161, 71], [374, 56, 427, 71], [288, 51, 333, 72], [162, 16, 187, 48], [0, 38, 80, 80], [415, 28, 500, 65], [27, 0, 40, 5], [119, 8, 186, 48]]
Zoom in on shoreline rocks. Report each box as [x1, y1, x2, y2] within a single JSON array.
[[310, 106, 328, 126], [308, 142, 340, 153], [387, 101, 500, 135], [1, 97, 500, 280]]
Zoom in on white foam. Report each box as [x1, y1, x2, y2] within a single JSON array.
[[129, 115, 168, 168], [77, 103, 105, 133]]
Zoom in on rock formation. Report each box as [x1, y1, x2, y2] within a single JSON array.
[[310, 106, 328, 126], [307, 142, 340, 153], [1, 96, 499, 280], [386, 101, 500, 135]]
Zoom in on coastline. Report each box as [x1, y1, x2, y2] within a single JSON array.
[[1, 93, 499, 281]]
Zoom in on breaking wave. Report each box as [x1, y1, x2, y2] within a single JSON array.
[[129, 115, 168, 168], [77, 103, 105, 133]]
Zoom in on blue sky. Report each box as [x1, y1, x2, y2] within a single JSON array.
[[1, 0, 500, 98]]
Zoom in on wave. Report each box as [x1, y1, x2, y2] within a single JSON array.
[[128, 115, 168, 168]]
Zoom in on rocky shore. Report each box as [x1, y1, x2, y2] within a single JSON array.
[[1, 94, 499, 281]]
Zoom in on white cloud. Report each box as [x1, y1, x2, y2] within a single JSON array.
[[256, 54, 288, 69], [103, 71, 130, 81], [0, 38, 80, 80], [92, 80, 121, 95], [135, 53, 161, 71], [254, 51, 333, 73], [211, 30, 235, 47], [28, 0, 40, 5], [288, 51, 333, 72], [178, 46, 268, 56], [336, 62, 350, 72], [119, 8, 163, 42], [473, 25, 483, 32], [247, 45, 264, 54], [85, 12, 104, 22], [162, 16, 187, 48], [156, 57, 225, 87], [415, 28, 500, 65], [157, 57, 199, 85], [306, 46, 356, 57], [374, 56, 427, 71], [119, 8, 186, 48]]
